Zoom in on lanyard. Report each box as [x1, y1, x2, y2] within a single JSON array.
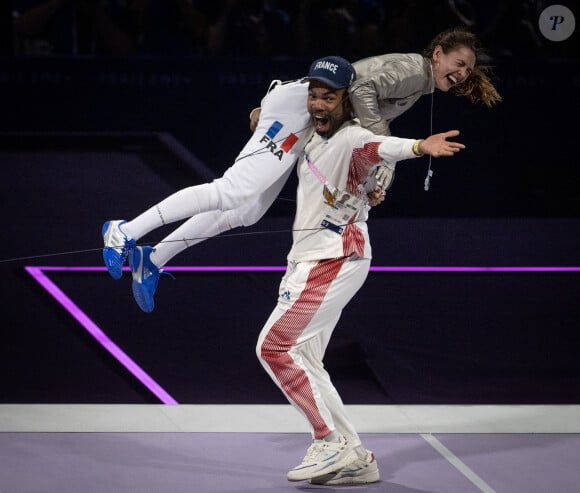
[[303, 150, 329, 186], [304, 151, 364, 235]]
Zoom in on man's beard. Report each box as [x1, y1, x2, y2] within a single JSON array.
[[312, 113, 344, 139]]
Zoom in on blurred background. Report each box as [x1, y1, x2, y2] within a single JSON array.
[[1, 0, 579, 405]]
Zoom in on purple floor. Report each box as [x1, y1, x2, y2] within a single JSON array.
[[2, 432, 580, 492]]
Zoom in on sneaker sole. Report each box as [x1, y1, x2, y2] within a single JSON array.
[[287, 448, 358, 482], [102, 221, 126, 280], [132, 281, 155, 313], [130, 247, 153, 313], [311, 466, 380, 485]]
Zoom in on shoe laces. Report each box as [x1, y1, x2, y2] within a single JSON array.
[[301, 441, 324, 464], [303, 439, 344, 464], [106, 223, 135, 257], [159, 270, 175, 281], [121, 238, 136, 258]]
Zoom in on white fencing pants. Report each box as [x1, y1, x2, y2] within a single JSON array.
[[216, 79, 312, 211], [125, 79, 312, 242]]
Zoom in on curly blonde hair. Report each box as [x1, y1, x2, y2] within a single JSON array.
[[423, 26, 502, 107]]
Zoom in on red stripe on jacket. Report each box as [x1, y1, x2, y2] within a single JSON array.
[[342, 142, 381, 258]]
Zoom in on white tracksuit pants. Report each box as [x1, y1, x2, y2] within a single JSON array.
[[256, 256, 371, 448]]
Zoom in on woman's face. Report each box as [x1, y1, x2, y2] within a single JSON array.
[[432, 45, 476, 92]]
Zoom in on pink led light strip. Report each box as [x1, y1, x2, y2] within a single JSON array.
[[25, 266, 178, 405], [31, 265, 580, 273], [26, 265, 580, 405]]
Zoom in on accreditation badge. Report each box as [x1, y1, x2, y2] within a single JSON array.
[[320, 184, 363, 235]]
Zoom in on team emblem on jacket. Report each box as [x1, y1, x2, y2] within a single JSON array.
[[260, 121, 299, 161]]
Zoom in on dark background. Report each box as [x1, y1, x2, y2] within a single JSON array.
[[1, 0, 579, 405]]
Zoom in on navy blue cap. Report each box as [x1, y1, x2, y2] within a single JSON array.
[[306, 56, 356, 89]]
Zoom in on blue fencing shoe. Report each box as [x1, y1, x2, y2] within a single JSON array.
[[102, 220, 135, 280], [129, 246, 173, 313]]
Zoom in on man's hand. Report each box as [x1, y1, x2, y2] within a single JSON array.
[[419, 130, 465, 157], [367, 188, 386, 207], [364, 164, 394, 206]]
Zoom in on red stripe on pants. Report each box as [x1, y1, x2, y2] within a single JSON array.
[[260, 258, 345, 438]]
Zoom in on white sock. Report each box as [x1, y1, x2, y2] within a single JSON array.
[[322, 430, 342, 443], [354, 445, 368, 459]]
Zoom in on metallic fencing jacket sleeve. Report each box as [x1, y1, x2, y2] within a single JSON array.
[[350, 53, 434, 136]]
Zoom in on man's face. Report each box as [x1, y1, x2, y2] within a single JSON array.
[[307, 81, 349, 138]]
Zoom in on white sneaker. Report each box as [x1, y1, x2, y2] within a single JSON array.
[[309, 451, 380, 485], [287, 435, 357, 482]]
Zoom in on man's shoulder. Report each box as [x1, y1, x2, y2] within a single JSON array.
[[332, 120, 381, 146], [340, 119, 372, 136]]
